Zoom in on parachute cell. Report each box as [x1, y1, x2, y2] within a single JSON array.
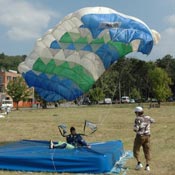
[[18, 7, 160, 102]]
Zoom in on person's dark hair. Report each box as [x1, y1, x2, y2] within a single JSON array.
[[70, 127, 75, 132]]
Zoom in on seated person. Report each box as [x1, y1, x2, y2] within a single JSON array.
[[66, 127, 88, 147], [49, 126, 90, 149]]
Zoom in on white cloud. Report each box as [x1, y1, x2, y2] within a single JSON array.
[[165, 15, 175, 26], [152, 15, 175, 58], [159, 27, 175, 54], [0, 0, 59, 40]]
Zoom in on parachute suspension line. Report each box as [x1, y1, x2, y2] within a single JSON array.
[[97, 106, 113, 137], [98, 107, 111, 126], [98, 77, 118, 126]]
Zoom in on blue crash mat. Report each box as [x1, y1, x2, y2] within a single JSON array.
[[0, 140, 124, 173]]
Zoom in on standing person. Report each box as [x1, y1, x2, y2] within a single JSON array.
[[6, 106, 11, 115], [133, 106, 155, 171]]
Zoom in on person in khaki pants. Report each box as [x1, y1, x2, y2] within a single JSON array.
[[133, 106, 155, 171]]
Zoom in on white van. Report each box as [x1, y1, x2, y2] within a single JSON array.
[[121, 96, 130, 103], [104, 98, 112, 104], [1, 99, 13, 110]]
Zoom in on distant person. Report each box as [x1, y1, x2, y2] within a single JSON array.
[[50, 126, 90, 149], [133, 106, 155, 171], [6, 106, 11, 115]]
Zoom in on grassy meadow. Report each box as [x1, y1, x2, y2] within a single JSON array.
[[0, 103, 174, 175]]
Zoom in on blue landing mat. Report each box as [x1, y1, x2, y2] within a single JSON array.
[[0, 140, 124, 173]]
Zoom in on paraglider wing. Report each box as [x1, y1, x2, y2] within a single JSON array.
[[18, 7, 160, 102]]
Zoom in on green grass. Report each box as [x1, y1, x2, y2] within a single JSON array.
[[0, 103, 175, 175]]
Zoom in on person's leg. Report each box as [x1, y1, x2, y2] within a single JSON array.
[[51, 141, 67, 149], [49, 140, 54, 149], [133, 135, 142, 162], [66, 143, 75, 149], [142, 136, 151, 171], [133, 135, 143, 169], [54, 142, 67, 149], [49, 140, 74, 149]]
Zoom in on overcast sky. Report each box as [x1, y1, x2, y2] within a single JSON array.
[[0, 0, 175, 61]]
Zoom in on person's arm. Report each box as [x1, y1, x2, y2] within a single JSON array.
[[150, 117, 155, 123], [77, 135, 89, 147], [133, 118, 140, 132]]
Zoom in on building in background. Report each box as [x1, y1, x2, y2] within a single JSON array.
[[0, 70, 34, 108], [0, 70, 21, 93]]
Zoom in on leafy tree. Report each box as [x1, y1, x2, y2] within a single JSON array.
[[96, 70, 119, 99], [156, 55, 175, 95], [0, 53, 25, 71], [89, 87, 105, 104], [0, 53, 5, 60], [156, 54, 174, 71], [112, 58, 133, 97], [6, 77, 32, 110], [130, 88, 141, 99], [148, 67, 172, 103], [126, 59, 156, 99]]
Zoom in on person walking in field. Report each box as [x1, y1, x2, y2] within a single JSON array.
[[133, 106, 155, 171]]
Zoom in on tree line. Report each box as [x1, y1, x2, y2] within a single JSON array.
[[89, 54, 174, 103], [0, 53, 25, 71], [1, 53, 175, 104]]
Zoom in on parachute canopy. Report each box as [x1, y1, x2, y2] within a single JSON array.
[[18, 7, 160, 102]]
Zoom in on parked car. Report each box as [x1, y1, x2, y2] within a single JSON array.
[[130, 99, 135, 103], [121, 96, 130, 103], [1, 99, 13, 110], [112, 99, 121, 104], [166, 96, 175, 102], [78, 96, 91, 105], [146, 98, 158, 102], [104, 98, 112, 104]]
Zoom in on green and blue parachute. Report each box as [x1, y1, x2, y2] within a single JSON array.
[[18, 7, 160, 102]]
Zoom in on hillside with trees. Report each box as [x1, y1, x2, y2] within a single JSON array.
[[1, 52, 175, 103], [0, 53, 25, 72]]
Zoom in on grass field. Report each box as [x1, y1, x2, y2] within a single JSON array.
[[0, 103, 174, 175]]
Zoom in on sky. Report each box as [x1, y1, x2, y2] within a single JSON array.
[[0, 0, 175, 61]]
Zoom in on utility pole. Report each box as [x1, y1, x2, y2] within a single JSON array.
[[119, 80, 121, 103]]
